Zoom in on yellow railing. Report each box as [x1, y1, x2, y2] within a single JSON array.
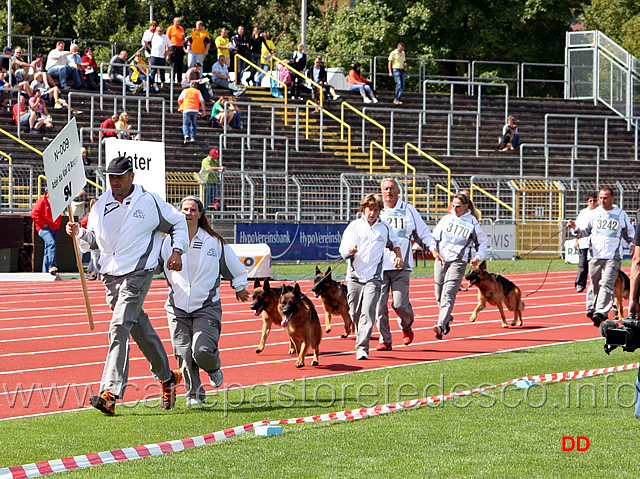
[[341, 102, 386, 163], [233, 53, 289, 124], [404, 143, 451, 205], [306, 100, 351, 165], [369, 141, 416, 203], [469, 184, 514, 212], [434, 184, 455, 214], [272, 55, 324, 108]]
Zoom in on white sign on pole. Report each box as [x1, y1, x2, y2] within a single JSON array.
[[42, 117, 86, 220], [104, 138, 166, 200]]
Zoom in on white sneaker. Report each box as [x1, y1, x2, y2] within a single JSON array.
[[372, 97, 379, 103], [54, 102, 63, 109], [363, 97, 372, 103], [356, 350, 369, 360], [186, 397, 205, 407], [332, 94, 341, 101], [210, 369, 224, 388]]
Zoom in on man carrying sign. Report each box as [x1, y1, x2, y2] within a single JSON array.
[[66, 156, 189, 415]]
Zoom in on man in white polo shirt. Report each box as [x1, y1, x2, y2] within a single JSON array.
[[66, 156, 189, 415]]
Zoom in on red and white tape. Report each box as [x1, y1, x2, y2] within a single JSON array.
[[2, 362, 637, 479]]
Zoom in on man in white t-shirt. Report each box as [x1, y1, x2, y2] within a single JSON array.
[[149, 25, 172, 91], [568, 187, 635, 326]]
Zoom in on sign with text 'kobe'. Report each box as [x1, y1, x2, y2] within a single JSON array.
[[104, 138, 166, 200], [42, 117, 86, 220]]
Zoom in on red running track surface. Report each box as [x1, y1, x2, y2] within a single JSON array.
[[0, 270, 604, 420]]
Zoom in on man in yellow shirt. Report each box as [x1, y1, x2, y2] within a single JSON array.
[[166, 17, 186, 84], [186, 21, 211, 69], [215, 27, 232, 71], [388, 42, 407, 105]]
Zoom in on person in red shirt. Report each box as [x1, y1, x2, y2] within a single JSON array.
[[100, 113, 119, 139], [12, 93, 32, 128], [30, 191, 62, 274]]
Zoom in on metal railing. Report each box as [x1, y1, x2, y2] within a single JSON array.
[[68, 92, 166, 143], [519, 142, 602, 187], [99, 61, 174, 113], [543, 113, 640, 161], [271, 54, 321, 109], [216, 134, 291, 175], [341, 102, 386, 159]]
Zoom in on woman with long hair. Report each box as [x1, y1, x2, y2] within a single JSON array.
[[160, 196, 249, 406], [431, 193, 488, 339]]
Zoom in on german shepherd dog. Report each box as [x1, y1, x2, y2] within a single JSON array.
[[311, 266, 354, 337], [465, 261, 525, 328], [251, 278, 295, 354], [280, 283, 322, 368], [613, 269, 630, 320]]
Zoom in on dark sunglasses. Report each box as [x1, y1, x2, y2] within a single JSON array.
[[452, 204, 466, 208]]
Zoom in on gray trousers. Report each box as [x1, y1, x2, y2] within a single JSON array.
[[587, 258, 620, 316], [167, 301, 222, 402], [376, 269, 414, 345], [433, 260, 467, 328], [347, 279, 381, 354], [101, 269, 172, 398]]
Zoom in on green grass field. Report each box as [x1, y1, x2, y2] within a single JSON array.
[[2, 339, 640, 478], [4, 259, 639, 478]]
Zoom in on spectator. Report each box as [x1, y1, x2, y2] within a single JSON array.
[[108, 51, 128, 85], [149, 25, 172, 91], [30, 71, 69, 110], [166, 17, 186, 84], [348, 62, 377, 103], [248, 27, 266, 86], [30, 53, 56, 86], [0, 46, 14, 83], [28, 89, 54, 134], [115, 111, 132, 139], [100, 113, 120, 139], [277, 59, 292, 97], [289, 43, 307, 100], [178, 80, 206, 144], [141, 20, 157, 56], [67, 44, 90, 89], [339, 194, 403, 360], [231, 26, 250, 85], [257, 32, 276, 86], [307, 57, 340, 108], [496, 115, 520, 151], [11, 46, 31, 83], [199, 148, 224, 210], [81, 198, 99, 281], [186, 21, 211, 69], [30, 190, 61, 275], [161, 196, 248, 404], [81, 47, 102, 90], [215, 27, 232, 70], [128, 51, 148, 93], [0, 70, 33, 105], [45, 41, 84, 89], [12, 93, 32, 130], [182, 62, 211, 101], [388, 42, 406, 105], [211, 55, 245, 97], [210, 96, 242, 129]]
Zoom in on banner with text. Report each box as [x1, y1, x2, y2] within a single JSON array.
[[236, 224, 347, 261], [104, 138, 166, 200]]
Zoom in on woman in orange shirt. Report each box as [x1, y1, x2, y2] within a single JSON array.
[[348, 62, 377, 104]]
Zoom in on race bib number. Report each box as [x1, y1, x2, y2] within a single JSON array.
[[381, 208, 408, 239], [443, 217, 473, 245], [594, 213, 620, 238]]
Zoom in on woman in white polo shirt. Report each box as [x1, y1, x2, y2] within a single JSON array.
[[161, 196, 249, 406], [432, 193, 488, 339]]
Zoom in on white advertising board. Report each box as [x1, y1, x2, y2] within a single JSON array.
[[42, 117, 86, 219], [104, 138, 166, 200]]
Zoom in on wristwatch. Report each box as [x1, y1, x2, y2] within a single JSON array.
[[172, 247, 183, 255]]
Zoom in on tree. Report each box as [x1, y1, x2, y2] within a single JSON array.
[[584, 0, 640, 57]]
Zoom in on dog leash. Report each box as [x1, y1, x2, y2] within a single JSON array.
[[279, 256, 347, 293]]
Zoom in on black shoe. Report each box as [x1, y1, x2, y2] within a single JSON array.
[[591, 312, 606, 327], [586, 310, 595, 319], [575, 285, 585, 293]]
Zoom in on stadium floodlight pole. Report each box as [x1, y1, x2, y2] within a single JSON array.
[[7, 0, 11, 48], [301, 0, 307, 48]]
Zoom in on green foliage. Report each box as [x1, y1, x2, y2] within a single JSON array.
[[584, 0, 640, 57]]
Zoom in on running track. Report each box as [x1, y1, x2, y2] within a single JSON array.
[[0, 270, 605, 420]]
